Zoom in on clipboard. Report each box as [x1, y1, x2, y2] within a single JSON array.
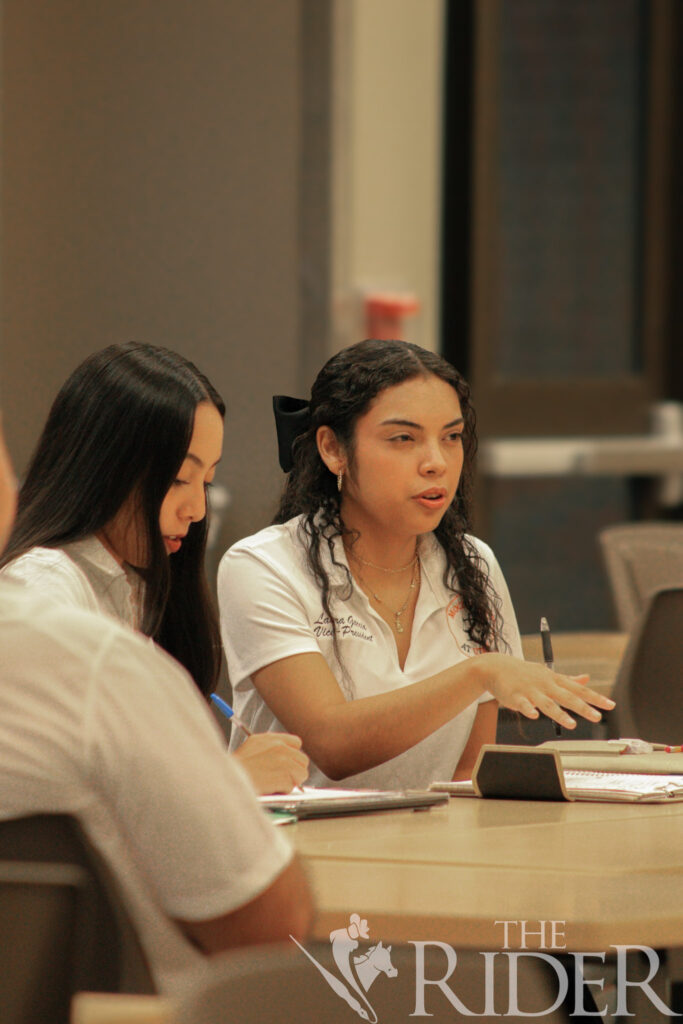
[[261, 789, 449, 820]]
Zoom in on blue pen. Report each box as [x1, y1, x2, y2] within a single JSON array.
[[210, 693, 253, 737]]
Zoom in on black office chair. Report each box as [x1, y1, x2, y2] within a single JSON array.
[[0, 814, 155, 1024], [606, 586, 683, 744]]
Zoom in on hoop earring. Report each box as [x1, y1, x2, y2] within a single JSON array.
[[337, 470, 343, 492]]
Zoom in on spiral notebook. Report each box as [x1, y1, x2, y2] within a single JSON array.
[[430, 746, 683, 804]]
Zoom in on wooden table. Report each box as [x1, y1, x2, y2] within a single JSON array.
[[292, 796, 683, 952], [74, 793, 682, 1023]]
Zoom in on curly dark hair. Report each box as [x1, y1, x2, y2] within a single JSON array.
[[274, 339, 506, 661]]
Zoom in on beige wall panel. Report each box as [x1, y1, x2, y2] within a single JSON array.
[[1, 0, 303, 554]]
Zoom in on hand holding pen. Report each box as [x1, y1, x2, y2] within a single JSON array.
[[210, 693, 309, 795]]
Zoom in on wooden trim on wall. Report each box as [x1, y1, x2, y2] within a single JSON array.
[[469, 0, 675, 438]]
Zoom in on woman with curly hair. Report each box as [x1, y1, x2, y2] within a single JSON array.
[[218, 339, 613, 788]]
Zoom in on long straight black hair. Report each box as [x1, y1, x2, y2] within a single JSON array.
[[274, 339, 505, 655], [1, 342, 225, 696]]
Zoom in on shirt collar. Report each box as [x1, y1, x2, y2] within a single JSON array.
[[415, 533, 452, 610], [63, 535, 127, 580]]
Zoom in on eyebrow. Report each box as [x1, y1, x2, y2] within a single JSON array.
[[183, 453, 222, 470], [379, 417, 464, 430]]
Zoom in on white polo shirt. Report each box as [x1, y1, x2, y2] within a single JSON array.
[[218, 517, 522, 790], [0, 578, 292, 995], [1, 535, 142, 628]]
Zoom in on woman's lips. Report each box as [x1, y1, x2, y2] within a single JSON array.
[[414, 490, 448, 510]]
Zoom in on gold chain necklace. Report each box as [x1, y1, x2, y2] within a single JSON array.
[[347, 547, 418, 574], [358, 559, 420, 634]]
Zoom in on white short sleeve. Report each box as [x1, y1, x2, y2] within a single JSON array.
[[84, 630, 293, 920], [218, 542, 321, 691]]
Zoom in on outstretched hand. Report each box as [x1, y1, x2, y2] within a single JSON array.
[[233, 732, 309, 795], [479, 653, 615, 729]]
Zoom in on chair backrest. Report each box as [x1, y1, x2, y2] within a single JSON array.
[[0, 860, 97, 1024], [174, 941, 574, 1023], [598, 522, 683, 631], [0, 813, 155, 1024], [607, 586, 683, 744]]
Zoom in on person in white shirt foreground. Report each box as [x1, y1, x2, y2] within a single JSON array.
[[218, 339, 615, 789], [0, 342, 307, 795], [0, 405, 312, 994]]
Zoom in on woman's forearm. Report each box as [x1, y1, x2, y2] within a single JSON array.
[[252, 651, 612, 781], [301, 661, 486, 779]]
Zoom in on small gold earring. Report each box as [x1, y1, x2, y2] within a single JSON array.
[[337, 470, 343, 492]]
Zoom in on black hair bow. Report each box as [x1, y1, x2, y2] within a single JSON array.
[[272, 395, 311, 472]]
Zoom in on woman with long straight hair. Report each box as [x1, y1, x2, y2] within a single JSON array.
[[1, 341, 308, 794], [218, 339, 613, 789]]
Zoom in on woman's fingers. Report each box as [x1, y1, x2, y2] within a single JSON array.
[[233, 733, 310, 794], [528, 675, 615, 725], [550, 677, 615, 722], [510, 691, 576, 727], [485, 654, 616, 725], [508, 695, 540, 720], [496, 670, 615, 724], [556, 673, 616, 711], [530, 692, 576, 727]]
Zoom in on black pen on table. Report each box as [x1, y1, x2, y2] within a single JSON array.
[[540, 617, 562, 736]]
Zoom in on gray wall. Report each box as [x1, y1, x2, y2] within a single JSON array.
[[1, 0, 329, 560]]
